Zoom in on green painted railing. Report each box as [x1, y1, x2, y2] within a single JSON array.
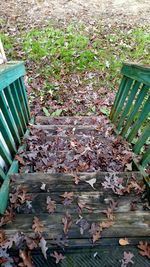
[[0, 61, 30, 213], [110, 62, 150, 173]]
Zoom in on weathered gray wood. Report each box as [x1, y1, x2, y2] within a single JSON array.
[[33, 124, 104, 135], [36, 116, 106, 125], [3, 211, 150, 240], [10, 172, 143, 193], [16, 192, 144, 214]]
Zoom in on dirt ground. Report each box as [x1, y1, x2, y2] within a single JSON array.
[[0, 0, 150, 31]]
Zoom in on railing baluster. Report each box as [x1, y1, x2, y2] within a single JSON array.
[[0, 113, 16, 154], [0, 140, 12, 166], [0, 167, 5, 180], [112, 78, 133, 123], [15, 79, 29, 124], [4, 85, 24, 136], [19, 77, 30, 120], [0, 90, 21, 145], [134, 123, 150, 154], [117, 81, 140, 132], [127, 96, 150, 142], [10, 82, 26, 131], [121, 84, 148, 138], [140, 147, 150, 168], [110, 76, 127, 121]]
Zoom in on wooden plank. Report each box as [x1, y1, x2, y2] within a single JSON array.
[[16, 192, 145, 214], [121, 62, 150, 86], [19, 77, 30, 120], [10, 172, 143, 193], [3, 211, 150, 239], [33, 125, 111, 135], [36, 116, 106, 125], [0, 61, 26, 92]]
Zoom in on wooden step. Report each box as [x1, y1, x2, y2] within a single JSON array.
[[2, 172, 149, 246], [2, 171, 150, 265], [35, 115, 109, 126]]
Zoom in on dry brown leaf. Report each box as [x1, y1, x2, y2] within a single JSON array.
[[73, 174, 80, 185], [25, 237, 38, 250], [19, 250, 34, 267], [103, 208, 114, 220], [119, 238, 129, 246], [0, 230, 6, 244], [61, 192, 74, 200], [138, 241, 150, 259], [89, 223, 101, 243], [78, 202, 94, 214], [99, 221, 114, 229], [0, 209, 15, 226], [32, 217, 43, 235], [62, 212, 72, 234], [51, 251, 65, 264], [15, 155, 25, 165], [46, 196, 56, 213]]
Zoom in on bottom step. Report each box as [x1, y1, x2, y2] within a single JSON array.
[[1, 172, 150, 266]]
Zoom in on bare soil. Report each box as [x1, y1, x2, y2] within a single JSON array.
[[0, 0, 150, 31]]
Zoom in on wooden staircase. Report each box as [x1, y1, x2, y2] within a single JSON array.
[[2, 116, 150, 266], [0, 62, 150, 266]]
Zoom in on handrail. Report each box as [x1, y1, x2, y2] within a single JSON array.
[[110, 62, 150, 171], [0, 61, 30, 213]]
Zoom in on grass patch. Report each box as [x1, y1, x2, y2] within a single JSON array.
[[0, 24, 150, 113]]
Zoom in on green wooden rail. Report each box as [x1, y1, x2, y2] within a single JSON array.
[[110, 62, 150, 181], [0, 61, 30, 213]]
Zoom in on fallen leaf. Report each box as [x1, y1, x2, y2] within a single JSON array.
[[125, 163, 132, 171], [39, 237, 48, 259], [138, 241, 150, 259], [15, 155, 25, 165], [46, 196, 56, 213], [89, 223, 101, 243], [19, 250, 34, 267], [120, 251, 134, 267], [62, 212, 72, 234], [0, 230, 6, 244], [40, 183, 46, 191], [119, 238, 129, 246], [51, 251, 65, 264], [61, 192, 74, 200], [85, 178, 96, 189], [76, 216, 90, 235], [32, 217, 43, 235], [0, 209, 15, 227], [25, 237, 38, 250], [99, 221, 114, 229], [103, 208, 114, 220], [73, 174, 80, 185]]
